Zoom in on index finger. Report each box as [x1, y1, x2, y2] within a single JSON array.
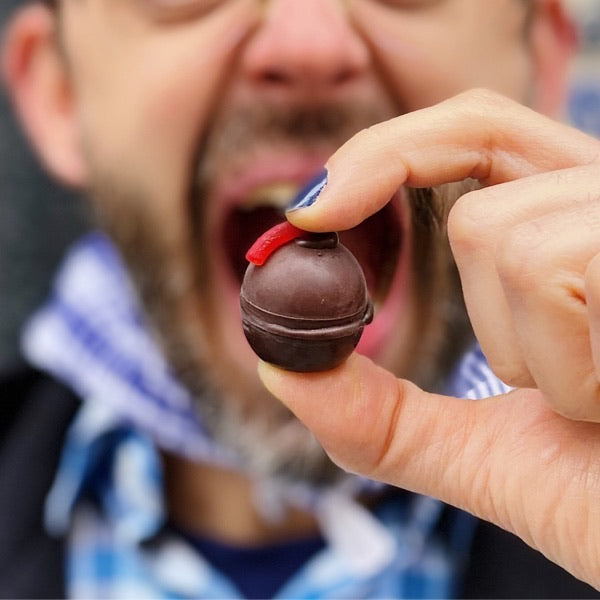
[[287, 89, 600, 232]]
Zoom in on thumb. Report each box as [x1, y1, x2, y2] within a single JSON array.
[[259, 352, 509, 516], [258, 352, 600, 588]]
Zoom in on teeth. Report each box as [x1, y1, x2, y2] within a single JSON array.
[[240, 182, 300, 210]]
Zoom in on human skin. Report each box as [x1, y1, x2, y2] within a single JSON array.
[[1, 0, 583, 553], [261, 91, 600, 586]]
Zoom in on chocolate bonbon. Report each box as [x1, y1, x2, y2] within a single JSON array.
[[240, 222, 373, 372]]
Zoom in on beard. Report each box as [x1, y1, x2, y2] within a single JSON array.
[[86, 100, 473, 488]]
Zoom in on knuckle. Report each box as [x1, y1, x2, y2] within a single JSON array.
[[371, 380, 406, 474], [550, 401, 589, 422], [495, 222, 550, 293], [546, 378, 600, 423], [455, 87, 506, 110], [483, 351, 533, 388], [447, 189, 491, 254], [452, 88, 515, 129], [360, 121, 388, 146], [493, 367, 534, 390], [584, 253, 600, 299]]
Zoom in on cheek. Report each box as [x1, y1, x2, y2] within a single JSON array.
[[68, 1, 260, 200], [349, 2, 532, 110]]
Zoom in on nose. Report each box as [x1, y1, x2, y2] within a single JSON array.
[[240, 0, 370, 101]]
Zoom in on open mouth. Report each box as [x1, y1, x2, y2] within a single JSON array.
[[221, 183, 403, 314]]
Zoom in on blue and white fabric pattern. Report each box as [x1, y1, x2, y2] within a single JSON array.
[[23, 232, 511, 599]]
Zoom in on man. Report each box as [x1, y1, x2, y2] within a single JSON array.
[[1, 0, 599, 597]]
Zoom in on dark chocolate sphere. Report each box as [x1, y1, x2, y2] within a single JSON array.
[[240, 231, 373, 372]]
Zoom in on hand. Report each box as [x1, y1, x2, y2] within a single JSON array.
[[259, 89, 600, 588]]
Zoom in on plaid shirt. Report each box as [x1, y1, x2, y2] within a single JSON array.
[[46, 409, 476, 599], [24, 233, 511, 598]]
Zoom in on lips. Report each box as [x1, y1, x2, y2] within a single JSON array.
[[220, 175, 404, 361]]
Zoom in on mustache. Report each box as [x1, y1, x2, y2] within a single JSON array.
[[196, 101, 396, 182]]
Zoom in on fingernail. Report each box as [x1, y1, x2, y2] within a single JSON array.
[[287, 168, 328, 212]]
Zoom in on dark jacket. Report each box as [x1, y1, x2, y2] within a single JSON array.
[[0, 362, 598, 599]]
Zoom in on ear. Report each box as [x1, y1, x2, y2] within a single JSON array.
[[528, 0, 578, 117], [2, 2, 87, 187]]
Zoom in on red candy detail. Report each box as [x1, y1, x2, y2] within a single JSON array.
[[246, 222, 306, 266]]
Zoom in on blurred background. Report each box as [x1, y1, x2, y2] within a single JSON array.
[[0, 0, 91, 366], [567, 0, 600, 136], [0, 0, 599, 365]]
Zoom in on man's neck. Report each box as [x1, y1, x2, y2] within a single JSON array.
[[162, 452, 320, 546]]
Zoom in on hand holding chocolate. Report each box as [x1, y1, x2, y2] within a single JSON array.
[[240, 222, 373, 372]]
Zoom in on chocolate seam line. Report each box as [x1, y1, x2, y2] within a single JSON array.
[[240, 295, 372, 327], [241, 316, 366, 341]]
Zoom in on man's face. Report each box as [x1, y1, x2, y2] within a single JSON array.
[[56, 0, 533, 482]]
